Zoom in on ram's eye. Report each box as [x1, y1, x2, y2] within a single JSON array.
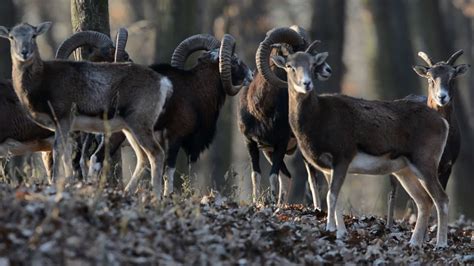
[[32, 34, 37, 38]]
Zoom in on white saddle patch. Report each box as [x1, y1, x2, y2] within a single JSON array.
[[348, 152, 407, 175], [72, 115, 127, 133]]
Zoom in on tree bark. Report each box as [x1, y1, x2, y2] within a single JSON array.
[[310, 0, 346, 93], [71, 0, 110, 60], [367, 0, 419, 100], [0, 0, 17, 79]]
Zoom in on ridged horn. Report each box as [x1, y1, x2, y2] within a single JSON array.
[[256, 27, 305, 87], [114, 27, 128, 62], [289, 25, 310, 46], [417, 51, 433, 66], [446, 49, 464, 65], [305, 40, 321, 55], [55, 31, 113, 59], [219, 34, 241, 96], [171, 34, 220, 69]]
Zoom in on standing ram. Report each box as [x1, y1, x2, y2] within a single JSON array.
[[238, 26, 332, 205], [59, 31, 253, 196], [386, 50, 469, 227], [0, 22, 171, 199], [0, 29, 129, 183], [0, 78, 53, 180], [266, 35, 450, 247]]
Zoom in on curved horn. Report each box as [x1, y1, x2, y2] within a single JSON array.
[[417, 51, 433, 66], [171, 34, 220, 69], [289, 25, 310, 46], [114, 27, 128, 62], [446, 49, 464, 65], [305, 40, 321, 55], [256, 27, 305, 87], [219, 34, 242, 96], [56, 31, 113, 59]]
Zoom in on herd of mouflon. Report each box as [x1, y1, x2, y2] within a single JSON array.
[[0, 22, 470, 250]]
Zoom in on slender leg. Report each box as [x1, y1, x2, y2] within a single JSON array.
[[246, 140, 261, 203], [387, 174, 398, 227], [164, 139, 181, 196], [278, 171, 291, 206], [263, 146, 287, 204], [52, 121, 73, 182], [131, 127, 165, 200], [41, 151, 53, 184], [411, 163, 449, 248], [305, 162, 321, 210], [326, 161, 349, 239], [438, 166, 452, 190], [393, 167, 433, 247], [123, 130, 147, 194], [80, 133, 93, 180]]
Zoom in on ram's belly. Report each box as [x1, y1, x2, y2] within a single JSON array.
[[348, 152, 407, 175], [0, 137, 53, 157], [71, 115, 127, 134]]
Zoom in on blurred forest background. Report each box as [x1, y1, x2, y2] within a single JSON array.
[[0, 0, 473, 220]]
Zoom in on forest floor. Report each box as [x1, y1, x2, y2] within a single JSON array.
[[0, 182, 472, 265]]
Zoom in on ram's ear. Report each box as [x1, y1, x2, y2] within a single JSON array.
[[314, 52, 328, 66], [35, 21, 52, 36], [454, 64, 470, 77], [0, 26, 9, 39], [271, 55, 286, 69], [413, 65, 429, 77]]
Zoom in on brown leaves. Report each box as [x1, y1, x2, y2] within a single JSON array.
[[0, 183, 471, 264]]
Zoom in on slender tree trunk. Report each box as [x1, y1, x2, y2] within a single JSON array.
[[71, 0, 110, 60], [310, 0, 346, 93], [0, 0, 20, 182], [367, 0, 419, 100], [0, 0, 16, 79]]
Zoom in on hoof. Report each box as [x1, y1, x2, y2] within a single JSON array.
[[326, 224, 336, 232], [336, 229, 348, 239], [408, 239, 422, 248]]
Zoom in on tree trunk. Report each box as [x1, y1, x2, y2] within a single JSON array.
[[310, 0, 346, 94], [71, 0, 110, 60], [367, 0, 419, 100], [0, 0, 16, 78]]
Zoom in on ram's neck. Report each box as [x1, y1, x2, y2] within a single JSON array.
[[11, 55, 44, 110], [427, 92, 453, 123], [288, 87, 318, 132]]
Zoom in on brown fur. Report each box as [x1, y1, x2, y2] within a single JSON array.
[[275, 51, 450, 247], [1, 22, 169, 198]]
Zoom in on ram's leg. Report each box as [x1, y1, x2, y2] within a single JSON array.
[[393, 167, 433, 247], [52, 121, 73, 182], [411, 163, 449, 248], [81, 133, 96, 180], [326, 161, 349, 238], [263, 146, 288, 205], [246, 140, 261, 203], [41, 151, 53, 184], [164, 139, 181, 197], [123, 130, 147, 194], [305, 162, 321, 210], [387, 174, 398, 227], [132, 127, 165, 200]]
